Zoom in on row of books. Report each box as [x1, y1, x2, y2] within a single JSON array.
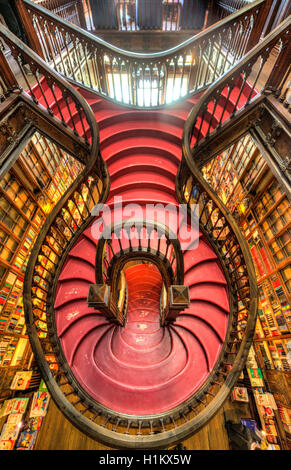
[[202, 135, 290, 446]]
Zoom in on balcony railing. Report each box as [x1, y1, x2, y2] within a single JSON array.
[[83, 0, 208, 32], [1, 0, 288, 450], [18, 0, 269, 107], [214, 0, 256, 19], [32, 0, 87, 27], [182, 16, 291, 155]]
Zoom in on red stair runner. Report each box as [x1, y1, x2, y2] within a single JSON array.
[[47, 82, 255, 414], [52, 89, 233, 413]]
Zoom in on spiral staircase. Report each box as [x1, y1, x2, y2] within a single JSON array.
[[0, 0, 289, 449]]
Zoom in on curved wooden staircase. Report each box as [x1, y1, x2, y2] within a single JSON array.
[[0, 0, 289, 448]]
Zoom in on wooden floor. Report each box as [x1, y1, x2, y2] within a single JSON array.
[[34, 397, 252, 450]]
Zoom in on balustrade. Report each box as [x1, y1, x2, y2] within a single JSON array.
[[18, 0, 268, 107], [0, 0, 288, 449], [183, 16, 291, 154]]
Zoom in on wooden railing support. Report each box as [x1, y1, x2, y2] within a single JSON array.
[[246, 0, 273, 50], [15, 0, 45, 59], [76, 0, 87, 29], [265, 39, 291, 94], [0, 48, 20, 93], [18, 0, 267, 108]]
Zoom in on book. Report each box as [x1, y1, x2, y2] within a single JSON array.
[[0, 440, 15, 450], [10, 371, 32, 390], [11, 397, 29, 415], [247, 367, 264, 387], [15, 430, 38, 450], [30, 391, 50, 417], [232, 387, 249, 402], [38, 379, 48, 393], [0, 414, 22, 441], [0, 399, 15, 417], [26, 416, 43, 432]]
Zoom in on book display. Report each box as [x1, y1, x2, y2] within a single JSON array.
[[0, 132, 81, 449], [203, 133, 291, 448], [0, 375, 50, 450]]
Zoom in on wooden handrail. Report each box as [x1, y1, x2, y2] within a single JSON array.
[[93, 218, 185, 325], [182, 16, 291, 157], [17, 0, 268, 107], [1, 0, 283, 449], [0, 21, 99, 149]]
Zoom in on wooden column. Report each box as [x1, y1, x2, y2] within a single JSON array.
[[246, 0, 273, 52], [76, 0, 87, 30], [14, 0, 45, 59], [0, 48, 19, 93]]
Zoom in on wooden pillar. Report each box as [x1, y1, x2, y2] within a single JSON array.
[[205, 0, 215, 28], [76, 0, 87, 30], [0, 48, 19, 93], [265, 39, 291, 93], [246, 0, 273, 52], [14, 0, 45, 59]]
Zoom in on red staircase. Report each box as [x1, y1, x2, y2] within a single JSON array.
[[55, 248, 229, 415], [10, 7, 287, 444], [50, 88, 238, 415]]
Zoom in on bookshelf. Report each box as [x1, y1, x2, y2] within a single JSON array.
[[0, 131, 83, 448], [203, 133, 291, 448]]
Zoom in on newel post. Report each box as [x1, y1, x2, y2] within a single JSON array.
[[0, 47, 19, 94], [14, 0, 45, 59], [246, 0, 273, 52], [87, 283, 123, 325], [76, 0, 87, 30], [164, 285, 190, 323]]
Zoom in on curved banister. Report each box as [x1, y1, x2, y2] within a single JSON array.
[[182, 16, 291, 156], [92, 218, 185, 325], [2, 0, 282, 449], [95, 218, 184, 285], [24, 0, 264, 59], [20, 0, 268, 107], [0, 22, 98, 150], [170, 15, 291, 451]]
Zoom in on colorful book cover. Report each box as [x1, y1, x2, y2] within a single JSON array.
[[38, 379, 48, 393], [0, 399, 15, 417], [0, 414, 22, 441], [247, 367, 264, 387], [0, 440, 15, 450], [255, 393, 271, 407], [262, 406, 274, 417], [30, 391, 50, 418], [10, 371, 32, 390], [11, 397, 29, 415], [241, 419, 257, 432], [232, 387, 249, 402], [6, 413, 23, 427], [15, 430, 38, 450], [27, 416, 43, 432]]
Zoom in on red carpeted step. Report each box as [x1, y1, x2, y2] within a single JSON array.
[[50, 88, 246, 415], [55, 247, 229, 414]]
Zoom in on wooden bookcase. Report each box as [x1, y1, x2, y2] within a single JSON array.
[[203, 133, 291, 448], [0, 131, 83, 448]]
